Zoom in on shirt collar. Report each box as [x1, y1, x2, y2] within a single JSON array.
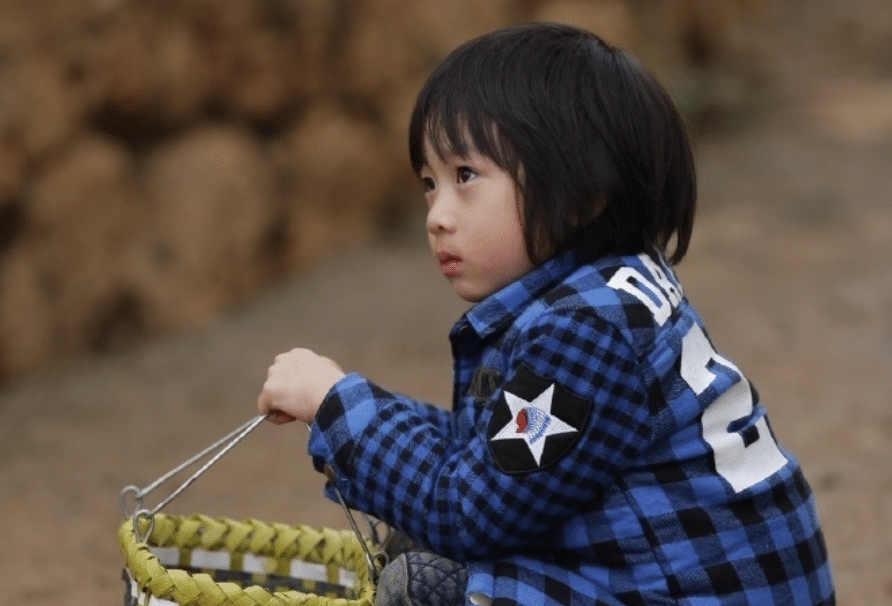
[[450, 250, 580, 343]]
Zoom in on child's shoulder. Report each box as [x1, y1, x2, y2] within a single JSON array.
[[516, 252, 692, 349], [538, 252, 683, 316]]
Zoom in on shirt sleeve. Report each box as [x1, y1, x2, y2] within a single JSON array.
[[307, 308, 652, 562]]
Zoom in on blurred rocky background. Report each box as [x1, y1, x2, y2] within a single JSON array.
[[2, 1, 892, 605], [0, 0, 779, 383]]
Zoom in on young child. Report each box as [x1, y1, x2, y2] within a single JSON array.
[[258, 23, 835, 606]]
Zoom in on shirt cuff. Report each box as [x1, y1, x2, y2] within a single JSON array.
[[307, 372, 377, 491]]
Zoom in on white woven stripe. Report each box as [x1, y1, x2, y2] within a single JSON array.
[[241, 552, 271, 574], [339, 568, 357, 588], [190, 548, 230, 569], [148, 545, 179, 566], [289, 559, 328, 582]]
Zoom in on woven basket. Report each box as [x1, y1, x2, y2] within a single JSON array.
[[120, 512, 375, 606]]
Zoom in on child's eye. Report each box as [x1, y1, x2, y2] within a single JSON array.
[[456, 166, 477, 184], [420, 177, 435, 192]]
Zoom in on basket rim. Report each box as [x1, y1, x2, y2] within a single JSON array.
[[119, 512, 376, 606]]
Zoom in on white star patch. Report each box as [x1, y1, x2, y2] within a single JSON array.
[[490, 384, 578, 465]]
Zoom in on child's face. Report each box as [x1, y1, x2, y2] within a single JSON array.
[[421, 139, 534, 302]]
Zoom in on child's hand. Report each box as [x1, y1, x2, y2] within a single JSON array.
[[257, 348, 346, 425]]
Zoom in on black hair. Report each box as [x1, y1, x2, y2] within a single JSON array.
[[408, 22, 696, 265]]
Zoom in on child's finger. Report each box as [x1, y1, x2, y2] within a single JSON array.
[[257, 387, 285, 417], [266, 410, 297, 424]]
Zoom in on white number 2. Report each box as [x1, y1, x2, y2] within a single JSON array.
[[681, 325, 788, 492]]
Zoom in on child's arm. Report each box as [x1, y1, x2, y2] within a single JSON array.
[[307, 310, 651, 562]]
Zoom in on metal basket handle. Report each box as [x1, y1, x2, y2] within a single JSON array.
[[119, 414, 384, 583]]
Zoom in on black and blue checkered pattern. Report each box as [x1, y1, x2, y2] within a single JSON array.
[[308, 250, 835, 605]]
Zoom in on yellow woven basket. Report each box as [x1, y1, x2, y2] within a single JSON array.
[[119, 513, 376, 606], [118, 416, 378, 606]]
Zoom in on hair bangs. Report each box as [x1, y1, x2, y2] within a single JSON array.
[[409, 57, 519, 178]]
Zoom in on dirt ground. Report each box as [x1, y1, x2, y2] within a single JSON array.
[[2, 11, 892, 606]]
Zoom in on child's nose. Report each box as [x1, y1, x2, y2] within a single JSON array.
[[426, 195, 456, 233]]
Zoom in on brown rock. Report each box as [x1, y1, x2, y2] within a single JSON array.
[[0, 134, 27, 199], [1, 52, 81, 158], [0, 0, 777, 382], [340, 0, 518, 99], [144, 18, 211, 122], [28, 136, 136, 234], [0, 249, 52, 379], [277, 105, 404, 267], [76, 8, 210, 128], [0, 135, 140, 376], [139, 125, 278, 326], [160, 0, 317, 120]]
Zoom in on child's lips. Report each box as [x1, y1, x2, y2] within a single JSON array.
[[437, 252, 462, 276]]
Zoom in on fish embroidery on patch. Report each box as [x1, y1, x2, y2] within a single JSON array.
[[488, 365, 591, 474]]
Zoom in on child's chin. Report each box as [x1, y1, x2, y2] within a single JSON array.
[[451, 281, 487, 303]]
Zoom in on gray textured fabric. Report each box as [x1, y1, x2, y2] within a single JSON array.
[[375, 550, 468, 606]]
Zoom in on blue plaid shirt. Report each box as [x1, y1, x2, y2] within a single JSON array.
[[308, 251, 835, 605]]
